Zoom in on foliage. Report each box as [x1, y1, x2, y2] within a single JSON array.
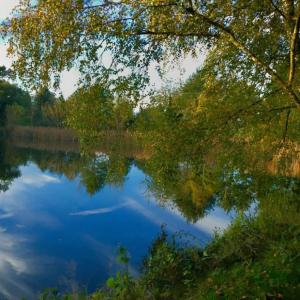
[[66, 85, 113, 140], [0, 68, 69, 127], [5, 1, 300, 109], [141, 229, 203, 299], [132, 47, 300, 191], [65, 84, 135, 142], [0, 79, 31, 126], [42, 96, 68, 128], [112, 98, 135, 131], [4, 2, 300, 152], [0, 66, 12, 79], [32, 87, 57, 126]]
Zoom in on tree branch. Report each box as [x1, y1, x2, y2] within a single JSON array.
[[134, 30, 218, 39], [282, 0, 295, 23], [268, 104, 297, 112], [288, 10, 300, 85], [269, 0, 287, 20], [282, 108, 291, 143]]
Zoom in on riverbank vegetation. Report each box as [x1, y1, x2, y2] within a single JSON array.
[[40, 210, 299, 299]]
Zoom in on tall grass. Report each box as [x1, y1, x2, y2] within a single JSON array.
[[6, 126, 150, 159], [8, 125, 78, 143], [84, 130, 149, 159], [7, 126, 79, 152]]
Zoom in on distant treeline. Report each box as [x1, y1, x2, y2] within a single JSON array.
[[0, 66, 137, 132], [0, 66, 66, 127]]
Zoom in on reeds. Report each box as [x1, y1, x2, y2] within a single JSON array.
[[7, 126, 79, 152], [6, 126, 150, 159]]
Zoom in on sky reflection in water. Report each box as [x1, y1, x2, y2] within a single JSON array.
[[0, 158, 233, 299]]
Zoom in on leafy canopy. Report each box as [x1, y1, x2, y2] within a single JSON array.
[[4, 0, 300, 108]]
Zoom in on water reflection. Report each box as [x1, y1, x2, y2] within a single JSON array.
[[0, 140, 234, 299], [0, 141, 21, 193], [1, 137, 299, 298]]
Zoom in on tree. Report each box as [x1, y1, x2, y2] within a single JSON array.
[[32, 87, 56, 126], [112, 98, 135, 131], [42, 95, 67, 127], [0, 66, 11, 79], [0, 79, 31, 126], [4, 1, 300, 108], [66, 84, 114, 140]]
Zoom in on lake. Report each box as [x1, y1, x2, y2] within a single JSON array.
[[0, 140, 234, 299]]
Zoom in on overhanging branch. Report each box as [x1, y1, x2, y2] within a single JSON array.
[[186, 2, 300, 109]]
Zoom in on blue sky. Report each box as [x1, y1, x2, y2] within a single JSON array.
[[0, 1, 204, 98]]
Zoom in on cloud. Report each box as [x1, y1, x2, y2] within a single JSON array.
[[0, 230, 35, 299], [125, 192, 232, 240], [21, 173, 60, 187], [0, 170, 60, 201], [0, 166, 62, 229], [0, 212, 13, 220], [60, 69, 80, 98], [0, 44, 11, 68], [70, 203, 125, 216], [194, 214, 233, 235], [0, 1, 20, 20], [126, 197, 164, 227], [0, 226, 7, 233]]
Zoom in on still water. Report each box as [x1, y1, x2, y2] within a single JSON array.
[[0, 142, 233, 299]]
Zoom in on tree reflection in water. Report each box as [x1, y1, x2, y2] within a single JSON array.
[[1, 137, 300, 224]]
